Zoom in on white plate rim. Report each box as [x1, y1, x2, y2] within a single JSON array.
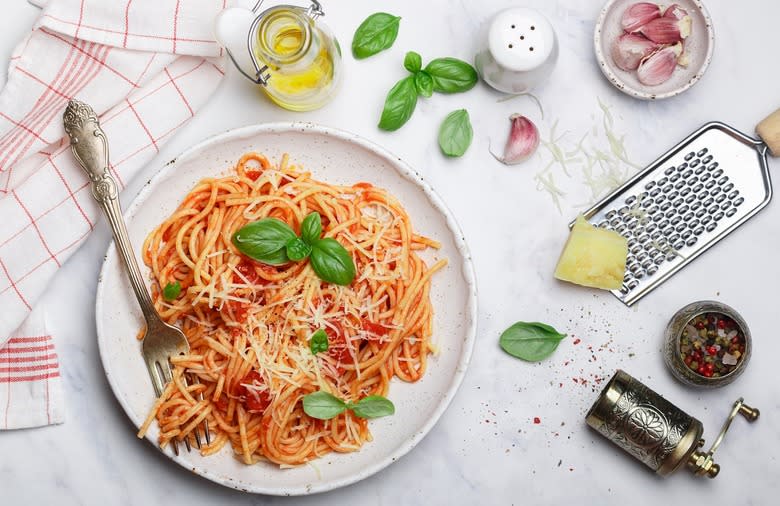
[[94, 121, 478, 495]]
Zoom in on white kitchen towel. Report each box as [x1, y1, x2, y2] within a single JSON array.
[[0, 307, 63, 429], [0, 0, 227, 429]]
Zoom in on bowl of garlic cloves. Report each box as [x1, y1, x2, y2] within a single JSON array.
[[594, 0, 714, 100]]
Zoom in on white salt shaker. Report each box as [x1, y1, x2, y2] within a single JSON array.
[[474, 7, 558, 94]]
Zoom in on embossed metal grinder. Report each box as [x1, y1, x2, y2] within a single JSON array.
[[586, 370, 759, 478]]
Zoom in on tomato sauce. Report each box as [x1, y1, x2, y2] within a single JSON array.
[[234, 370, 272, 413]]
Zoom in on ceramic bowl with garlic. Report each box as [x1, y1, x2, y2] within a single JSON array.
[[594, 0, 714, 100]]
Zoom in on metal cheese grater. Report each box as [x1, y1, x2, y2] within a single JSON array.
[[580, 114, 780, 306]]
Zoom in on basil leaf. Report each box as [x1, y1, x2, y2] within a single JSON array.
[[232, 218, 296, 265], [302, 391, 346, 420], [162, 281, 181, 301], [286, 237, 312, 262], [404, 51, 422, 73], [414, 70, 433, 98], [438, 109, 473, 157], [352, 12, 401, 59], [378, 76, 418, 131], [301, 212, 322, 245], [499, 321, 567, 362], [349, 395, 395, 419], [309, 329, 329, 354], [310, 238, 356, 286], [424, 57, 478, 93]]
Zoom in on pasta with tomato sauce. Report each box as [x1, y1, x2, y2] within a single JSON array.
[[136, 152, 446, 466]]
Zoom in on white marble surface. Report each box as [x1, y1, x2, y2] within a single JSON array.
[[2, 0, 779, 504]]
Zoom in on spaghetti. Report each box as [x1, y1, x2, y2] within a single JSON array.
[[137, 152, 446, 466]]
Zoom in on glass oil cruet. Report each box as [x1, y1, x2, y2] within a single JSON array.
[[215, 0, 342, 111]]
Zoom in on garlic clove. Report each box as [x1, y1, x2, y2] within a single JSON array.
[[638, 15, 692, 44], [637, 43, 682, 85], [677, 49, 690, 67], [491, 114, 539, 165], [611, 33, 660, 71], [621, 2, 662, 32], [663, 3, 689, 20]]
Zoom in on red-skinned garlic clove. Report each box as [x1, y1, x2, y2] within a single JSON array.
[[638, 15, 692, 44], [621, 2, 662, 32], [491, 114, 539, 165], [637, 43, 682, 85], [611, 33, 660, 71]]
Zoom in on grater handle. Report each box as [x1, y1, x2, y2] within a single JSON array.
[[756, 108, 780, 157]]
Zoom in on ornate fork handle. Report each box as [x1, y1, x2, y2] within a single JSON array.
[[63, 100, 160, 325]]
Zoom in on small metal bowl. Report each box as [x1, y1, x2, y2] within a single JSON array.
[[663, 301, 751, 388]]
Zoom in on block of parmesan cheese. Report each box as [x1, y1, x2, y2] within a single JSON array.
[[554, 216, 628, 290]]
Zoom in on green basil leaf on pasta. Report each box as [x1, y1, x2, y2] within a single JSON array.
[[310, 238, 356, 286], [352, 12, 401, 59], [301, 212, 322, 245], [499, 321, 567, 362], [309, 329, 329, 354], [349, 395, 395, 419], [162, 281, 181, 301], [302, 391, 347, 420], [286, 237, 312, 262], [232, 218, 297, 265], [378, 76, 418, 131], [438, 109, 473, 157], [424, 57, 478, 93]]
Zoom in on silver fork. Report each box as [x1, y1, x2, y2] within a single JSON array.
[[63, 99, 210, 454]]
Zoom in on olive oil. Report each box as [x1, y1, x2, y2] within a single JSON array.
[[253, 7, 339, 111]]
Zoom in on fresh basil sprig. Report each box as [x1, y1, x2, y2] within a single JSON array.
[[285, 237, 311, 262], [349, 396, 395, 418], [424, 57, 478, 93], [352, 12, 401, 59], [438, 109, 473, 157], [378, 52, 478, 132], [302, 391, 347, 420], [310, 238, 356, 285], [232, 218, 296, 265], [309, 329, 329, 354], [499, 322, 567, 362], [162, 281, 181, 301], [302, 391, 395, 420], [300, 211, 322, 244], [232, 212, 356, 286], [378, 76, 418, 131]]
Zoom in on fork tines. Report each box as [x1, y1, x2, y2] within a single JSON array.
[[152, 361, 211, 455]]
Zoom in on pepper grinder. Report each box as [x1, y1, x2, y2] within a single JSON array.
[[586, 370, 759, 478], [474, 7, 558, 94]]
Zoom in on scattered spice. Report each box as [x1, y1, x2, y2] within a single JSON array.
[[679, 312, 746, 377], [533, 417, 541, 424]]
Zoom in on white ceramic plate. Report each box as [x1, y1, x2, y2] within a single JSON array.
[[95, 123, 477, 495], [594, 0, 715, 100]]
